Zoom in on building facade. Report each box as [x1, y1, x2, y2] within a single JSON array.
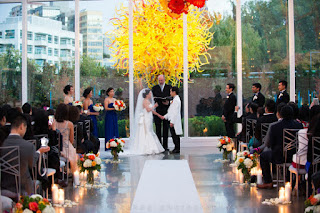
[[0, 16, 82, 70], [80, 10, 103, 64]]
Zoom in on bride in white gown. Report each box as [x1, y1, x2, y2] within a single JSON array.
[[126, 88, 165, 155]]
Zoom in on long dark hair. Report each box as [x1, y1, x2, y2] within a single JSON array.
[[83, 87, 92, 98], [33, 109, 49, 134], [55, 103, 69, 122]]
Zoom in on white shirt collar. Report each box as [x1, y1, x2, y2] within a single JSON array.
[[263, 113, 274, 115], [280, 90, 286, 93], [9, 133, 20, 136]]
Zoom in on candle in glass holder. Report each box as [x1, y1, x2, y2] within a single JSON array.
[[58, 189, 65, 205], [285, 182, 291, 202], [232, 149, 237, 161], [256, 169, 263, 185], [239, 173, 244, 184], [74, 171, 80, 186], [93, 170, 99, 178], [279, 187, 285, 203], [51, 184, 59, 204]]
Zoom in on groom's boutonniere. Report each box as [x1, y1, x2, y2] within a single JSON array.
[[170, 100, 173, 104], [253, 95, 258, 101], [227, 95, 229, 99], [279, 93, 283, 99]]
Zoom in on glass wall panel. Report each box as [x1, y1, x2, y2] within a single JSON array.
[[0, 3, 22, 106], [242, 0, 289, 104], [294, 0, 320, 106], [27, 1, 75, 108], [80, 0, 129, 139], [188, 0, 236, 137]]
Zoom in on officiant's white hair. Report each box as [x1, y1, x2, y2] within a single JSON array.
[[158, 74, 165, 80]]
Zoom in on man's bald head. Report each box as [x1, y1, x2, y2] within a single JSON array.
[[158, 75, 165, 85]]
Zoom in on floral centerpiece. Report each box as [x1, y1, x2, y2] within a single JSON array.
[[93, 103, 104, 112], [78, 153, 102, 184], [216, 136, 233, 160], [235, 151, 258, 183], [106, 138, 125, 161], [13, 194, 55, 213], [305, 194, 320, 213], [114, 100, 126, 111], [72, 101, 83, 108]]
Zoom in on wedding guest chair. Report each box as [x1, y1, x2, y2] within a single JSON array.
[[261, 123, 271, 143], [85, 120, 91, 140], [307, 137, 320, 198], [74, 124, 78, 149], [0, 146, 20, 201]]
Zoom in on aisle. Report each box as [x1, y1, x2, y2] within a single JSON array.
[[57, 147, 305, 213], [131, 160, 203, 213]]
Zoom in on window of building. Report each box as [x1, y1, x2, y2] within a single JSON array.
[[54, 48, 58, 56], [54, 36, 59, 44], [27, 45, 32, 54], [20, 30, 22, 39], [35, 33, 46, 41], [27, 31, 32, 40], [35, 46, 46, 54], [5, 30, 15, 39], [48, 47, 52, 56], [0, 31, 2, 38], [48, 35, 52, 43]]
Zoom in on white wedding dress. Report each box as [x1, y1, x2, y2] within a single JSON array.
[[124, 89, 164, 155]]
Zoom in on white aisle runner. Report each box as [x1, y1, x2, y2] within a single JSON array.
[[131, 160, 203, 213]]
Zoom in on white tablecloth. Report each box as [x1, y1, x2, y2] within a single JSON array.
[[131, 160, 203, 213]]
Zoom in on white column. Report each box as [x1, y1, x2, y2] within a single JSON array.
[[21, 0, 28, 104], [236, 0, 243, 119], [288, 0, 295, 102], [183, 13, 188, 140], [75, 0, 80, 100], [129, 0, 134, 138]]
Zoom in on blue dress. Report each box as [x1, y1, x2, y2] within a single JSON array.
[[105, 103, 119, 151], [88, 104, 98, 137]]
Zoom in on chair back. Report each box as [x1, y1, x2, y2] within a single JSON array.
[[84, 120, 90, 140], [294, 131, 311, 165], [73, 123, 77, 149], [282, 129, 300, 163], [312, 137, 320, 173], [261, 123, 271, 143], [27, 140, 38, 193], [246, 119, 257, 143], [0, 146, 21, 198]]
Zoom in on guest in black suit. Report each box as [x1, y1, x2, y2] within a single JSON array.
[[251, 83, 265, 107], [152, 75, 172, 151], [1, 114, 50, 195], [222, 83, 237, 138], [276, 80, 290, 108], [22, 102, 34, 140], [257, 105, 303, 189], [234, 103, 258, 142], [254, 100, 278, 143]]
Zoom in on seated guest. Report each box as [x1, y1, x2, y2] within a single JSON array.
[[254, 100, 278, 143], [33, 109, 62, 180], [2, 108, 20, 139], [298, 105, 310, 128], [55, 104, 78, 174], [21, 102, 34, 140], [234, 103, 258, 142], [68, 106, 94, 154], [257, 105, 303, 189], [1, 115, 50, 195], [292, 106, 320, 169]]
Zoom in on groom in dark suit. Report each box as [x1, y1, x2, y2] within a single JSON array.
[[152, 75, 172, 151], [222, 83, 237, 138], [276, 80, 290, 108], [251, 83, 265, 107]]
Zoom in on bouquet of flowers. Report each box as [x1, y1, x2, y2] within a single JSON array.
[[114, 100, 126, 111], [72, 101, 83, 107], [13, 194, 55, 213], [235, 151, 258, 183], [106, 138, 125, 161], [78, 153, 102, 184], [305, 194, 320, 213], [216, 136, 233, 160], [93, 103, 104, 112]]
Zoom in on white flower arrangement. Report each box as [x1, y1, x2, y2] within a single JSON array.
[[83, 159, 93, 168]]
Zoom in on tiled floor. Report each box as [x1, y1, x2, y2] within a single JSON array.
[[56, 147, 305, 213]]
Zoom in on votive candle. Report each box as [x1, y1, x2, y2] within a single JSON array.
[[51, 184, 59, 204], [58, 189, 65, 205], [256, 169, 263, 185], [279, 187, 285, 203], [285, 182, 291, 202], [74, 171, 80, 186]]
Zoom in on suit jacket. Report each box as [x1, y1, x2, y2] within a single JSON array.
[[152, 84, 172, 115], [222, 92, 237, 122], [276, 90, 290, 106], [254, 113, 278, 141], [252, 92, 265, 107], [1, 135, 39, 195], [265, 119, 303, 163], [164, 95, 182, 135]]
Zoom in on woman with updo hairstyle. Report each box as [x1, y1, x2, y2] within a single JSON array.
[[63, 85, 74, 105], [104, 87, 119, 150], [83, 87, 99, 137]]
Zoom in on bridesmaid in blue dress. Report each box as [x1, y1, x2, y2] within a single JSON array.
[[63, 85, 74, 105], [104, 87, 119, 150], [83, 87, 99, 137]]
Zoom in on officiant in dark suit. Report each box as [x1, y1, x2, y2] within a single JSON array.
[[251, 83, 265, 107], [152, 75, 172, 151], [222, 83, 237, 138]]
